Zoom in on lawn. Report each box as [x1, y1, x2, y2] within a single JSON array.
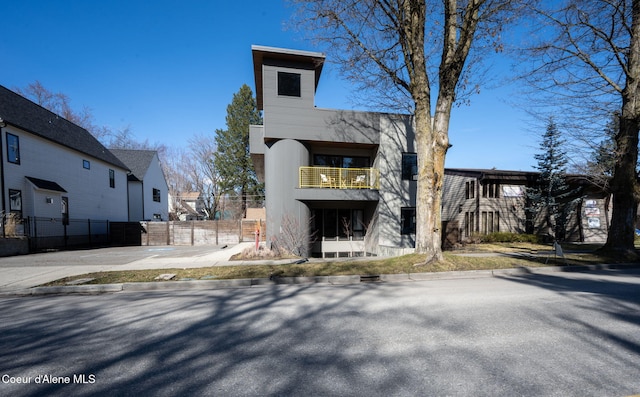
[[42, 241, 634, 286]]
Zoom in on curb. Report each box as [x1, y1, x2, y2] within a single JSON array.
[[3, 263, 639, 296]]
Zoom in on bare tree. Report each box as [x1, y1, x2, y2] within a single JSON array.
[[160, 147, 194, 220], [188, 133, 223, 220], [518, 0, 639, 256], [15, 81, 107, 139], [292, 0, 521, 263]]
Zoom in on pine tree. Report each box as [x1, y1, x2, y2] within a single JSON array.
[[527, 117, 580, 241], [214, 85, 264, 218]]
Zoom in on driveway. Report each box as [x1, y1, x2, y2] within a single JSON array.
[[0, 243, 254, 292]]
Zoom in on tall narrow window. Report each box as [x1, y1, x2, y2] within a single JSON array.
[[9, 189, 22, 219], [153, 188, 161, 202], [401, 153, 417, 180], [6, 133, 20, 164], [466, 181, 476, 199], [61, 196, 69, 225], [278, 72, 301, 97], [401, 207, 417, 235], [109, 169, 115, 188], [465, 211, 475, 237]]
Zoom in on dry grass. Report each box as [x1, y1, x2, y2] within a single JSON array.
[[41, 241, 635, 287]]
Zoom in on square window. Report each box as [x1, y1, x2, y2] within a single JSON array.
[[6, 133, 20, 164], [278, 72, 301, 97], [83, 160, 90, 169]]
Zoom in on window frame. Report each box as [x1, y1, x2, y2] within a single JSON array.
[[277, 72, 301, 97], [109, 169, 115, 188], [83, 160, 91, 170], [153, 188, 161, 202], [400, 207, 417, 235], [6, 133, 20, 164], [401, 153, 417, 181], [9, 189, 22, 219]]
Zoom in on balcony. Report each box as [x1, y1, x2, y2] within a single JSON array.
[[299, 166, 380, 189]]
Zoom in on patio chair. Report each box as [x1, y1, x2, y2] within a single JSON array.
[[351, 174, 366, 188], [320, 173, 333, 188]]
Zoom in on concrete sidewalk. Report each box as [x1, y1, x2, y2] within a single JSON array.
[[0, 242, 272, 292]]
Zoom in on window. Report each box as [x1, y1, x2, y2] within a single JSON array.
[[314, 154, 370, 168], [278, 72, 301, 97], [312, 208, 367, 240], [401, 207, 417, 235], [481, 211, 500, 234], [153, 213, 162, 221], [465, 181, 475, 199], [83, 160, 90, 169], [153, 188, 161, 202], [482, 182, 500, 198], [464, 211, 475, 237], [402, 153, 417, 180], [6, 133, 20, 164], [61, 196, 69, 225], [9, 189, 22, 219], [109, 169, 115, 188]]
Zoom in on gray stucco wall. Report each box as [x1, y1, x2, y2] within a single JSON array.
[[264, 139, 310, 251], [376, 115, 416, 251]]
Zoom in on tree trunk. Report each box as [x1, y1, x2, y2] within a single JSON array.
[[414, 105, 444, 262], [603, 116, 640, 254], [602, 0, 640, 256]]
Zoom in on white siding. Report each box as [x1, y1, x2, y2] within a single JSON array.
[[142, 153, 169, 221], [2, 125, 129, 221]]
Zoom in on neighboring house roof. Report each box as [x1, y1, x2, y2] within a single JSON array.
[[110, 149, 158, 182], [445, 168, 539, 182], [0, 85, 129, 171], [181, 192, 201, 201]]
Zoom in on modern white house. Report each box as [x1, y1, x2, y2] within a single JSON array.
[[0, 85, 130, 246], [249, 46, 611, 258], [111, 149, 169, 221]]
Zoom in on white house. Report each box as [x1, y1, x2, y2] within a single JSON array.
[[0, 85, 130, 239], [110, 149, 169, 221]]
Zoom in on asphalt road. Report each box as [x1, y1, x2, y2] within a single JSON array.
[[0, 269, 639, 397]]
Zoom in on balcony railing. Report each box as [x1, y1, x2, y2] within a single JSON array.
[[299, 166, 380, 189]]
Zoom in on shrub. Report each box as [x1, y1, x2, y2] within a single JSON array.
[[483, 232, 540, 243]]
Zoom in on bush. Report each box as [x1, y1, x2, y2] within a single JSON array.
[[482, 232, 541, 244]]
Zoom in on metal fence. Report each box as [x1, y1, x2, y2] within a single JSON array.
[[23, 216, 111, 252]]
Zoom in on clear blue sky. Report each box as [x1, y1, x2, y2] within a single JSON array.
[[1, 0, 536, 171]]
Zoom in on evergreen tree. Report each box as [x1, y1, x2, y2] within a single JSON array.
[[214, 85, 264, 218], [527, 117, 579, 241]]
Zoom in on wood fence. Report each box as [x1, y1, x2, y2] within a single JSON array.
[[140, 220, 266, 246]]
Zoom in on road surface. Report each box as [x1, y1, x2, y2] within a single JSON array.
[[1, 269, 639, 396]]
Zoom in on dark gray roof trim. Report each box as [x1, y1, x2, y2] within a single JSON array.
[[26, 176, 67, 192], [0, 85, 128, 171]]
